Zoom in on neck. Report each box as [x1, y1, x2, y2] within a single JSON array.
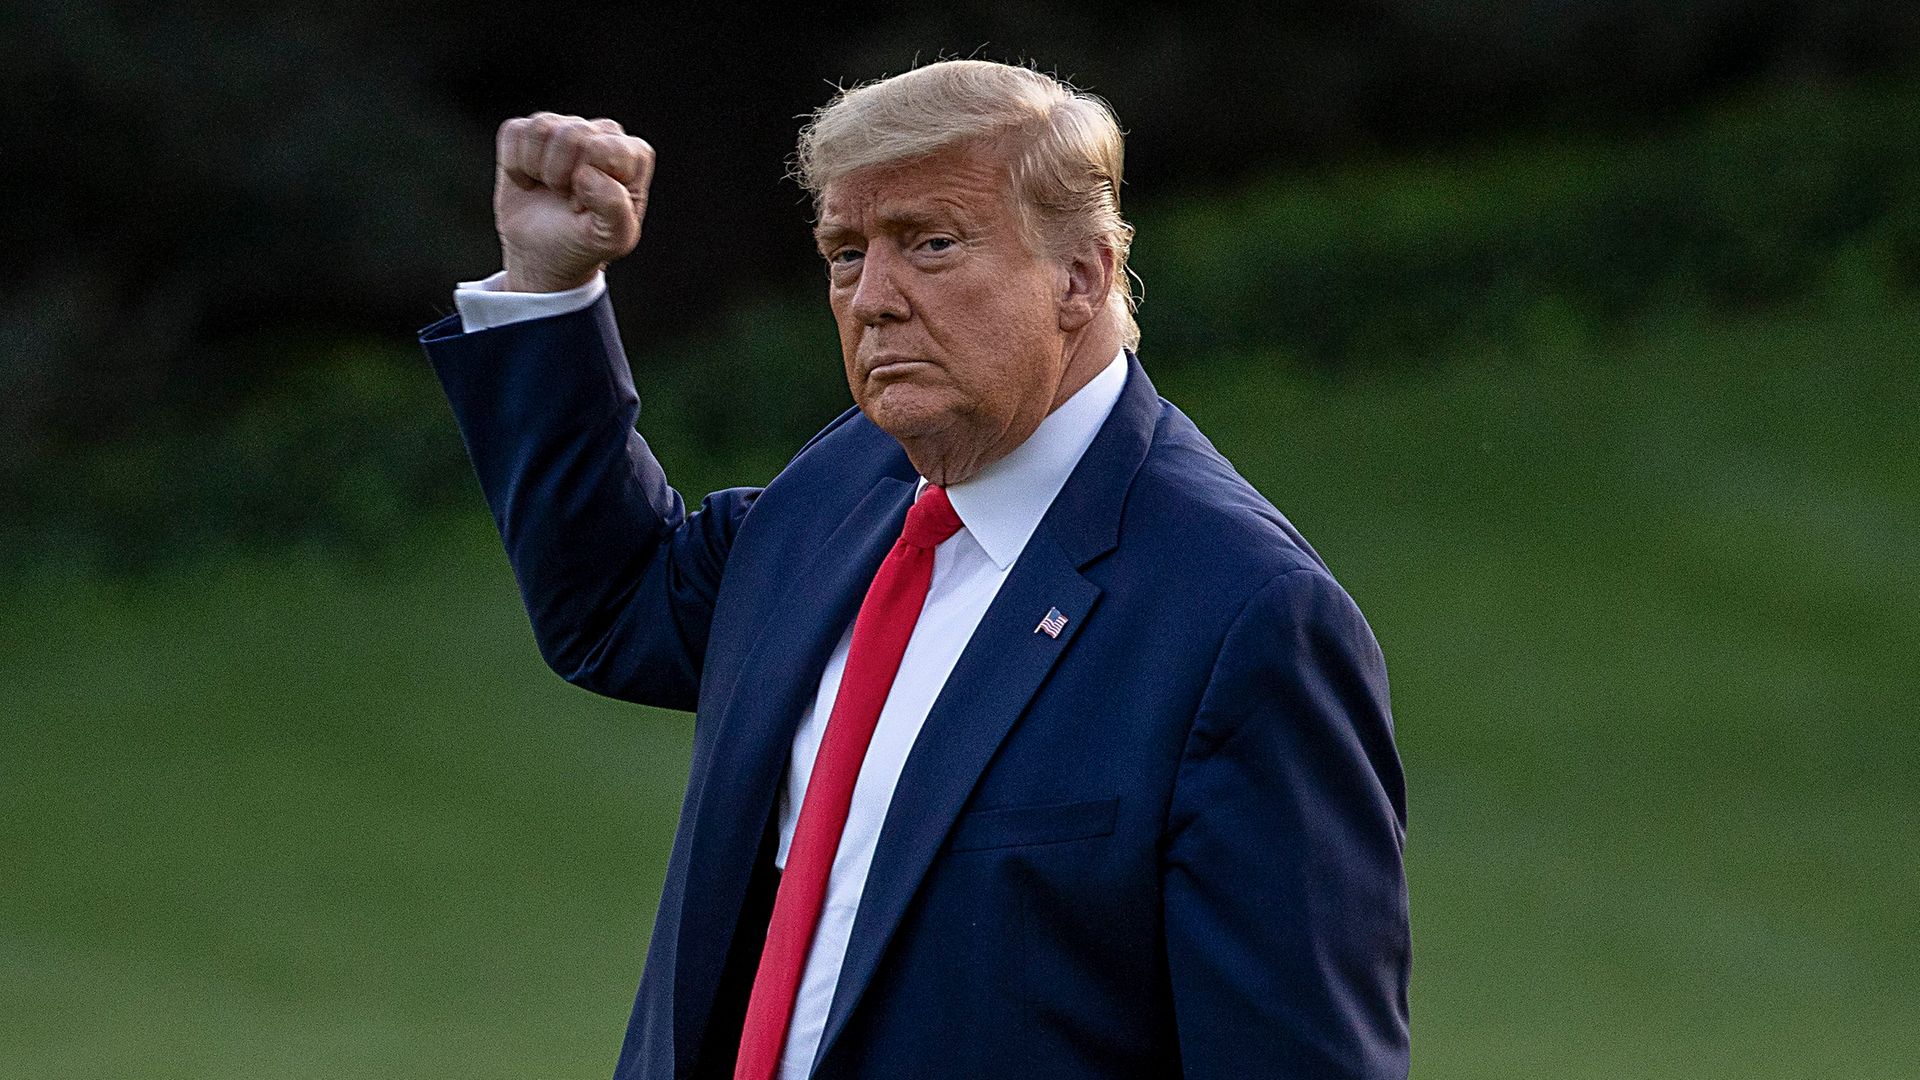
[[1049, 317, 1124, 414]]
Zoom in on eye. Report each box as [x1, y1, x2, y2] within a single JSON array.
[[921, 236, 956, 253], [829, 247, 863, 265]]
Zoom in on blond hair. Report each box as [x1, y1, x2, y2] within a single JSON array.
[[792, 58, 1141, 350]]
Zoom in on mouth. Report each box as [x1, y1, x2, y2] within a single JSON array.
[[864, 356, 932, 380]]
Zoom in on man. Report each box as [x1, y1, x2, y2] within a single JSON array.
[[419, 59, 1408, 1080]]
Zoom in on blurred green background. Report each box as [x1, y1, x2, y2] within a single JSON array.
[[5, 4, 1918, 1077]]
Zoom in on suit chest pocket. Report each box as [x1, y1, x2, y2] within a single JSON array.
[[945, 797, 1119, 852]]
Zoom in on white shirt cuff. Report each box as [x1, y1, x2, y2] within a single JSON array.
[[453, 269, 608, 332]]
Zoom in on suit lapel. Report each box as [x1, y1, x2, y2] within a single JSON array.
[[672, 475, 915, 1074]]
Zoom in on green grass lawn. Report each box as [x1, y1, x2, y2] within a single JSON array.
[[1159, 295, 1920, 1077], [5, 295, 1916, 1078]]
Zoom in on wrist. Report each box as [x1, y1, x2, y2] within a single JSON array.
[[502, 249, 605, 294]]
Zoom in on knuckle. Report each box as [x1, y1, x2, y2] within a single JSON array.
[[558, 122, 595, 153]]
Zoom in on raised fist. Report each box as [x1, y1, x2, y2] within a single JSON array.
[[494, 113, 655, 293]]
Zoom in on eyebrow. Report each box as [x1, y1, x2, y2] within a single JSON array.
[[812, 222, 858, 253], [813, 206, 974, 252]]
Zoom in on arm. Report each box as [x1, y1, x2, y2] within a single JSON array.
[[421, 289, 752, 709], [1162, 567, 1411, 1078], [417, 112, 741, 709]]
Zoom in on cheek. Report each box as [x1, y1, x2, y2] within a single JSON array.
[[943, 275, 1049, 353], [828, 288, 853, 338], [829, 293, 861, 377], [961, 284, 1055, 371]]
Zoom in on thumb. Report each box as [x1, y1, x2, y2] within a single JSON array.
[[572, 163, 640, 254]]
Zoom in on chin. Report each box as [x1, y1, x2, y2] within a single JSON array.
[[859, 384, 957, 442]]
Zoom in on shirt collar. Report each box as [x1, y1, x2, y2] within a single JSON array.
[[916, 347, 1130, 570]]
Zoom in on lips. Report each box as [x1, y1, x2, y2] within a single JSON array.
[[864, 356, 929, 378]]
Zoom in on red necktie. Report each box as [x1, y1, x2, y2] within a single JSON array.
[[733, 483, 965, 1080]]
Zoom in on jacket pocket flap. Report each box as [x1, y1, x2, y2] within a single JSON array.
[[947, 797, 1119, 852]]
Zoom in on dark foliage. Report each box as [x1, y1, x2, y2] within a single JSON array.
[[4, 1, 1916, 567]]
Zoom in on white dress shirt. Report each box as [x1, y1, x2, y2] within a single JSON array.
[[454, 269, 1129, 1078]]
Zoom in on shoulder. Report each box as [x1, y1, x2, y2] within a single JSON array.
[[777, 403, 912, 485], [1133, 403, 1399, 785], [1121, 396, 1337, 596], [733, 404, 913, 518], [1093, 393, 1388, 705]]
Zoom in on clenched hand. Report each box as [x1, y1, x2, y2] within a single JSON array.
[[494, 113, 655, 293]]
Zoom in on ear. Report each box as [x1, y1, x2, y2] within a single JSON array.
[[1056, 241, 1118, 332]]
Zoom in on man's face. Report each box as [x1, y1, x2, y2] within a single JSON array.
[[814, 142, 1068, 476]]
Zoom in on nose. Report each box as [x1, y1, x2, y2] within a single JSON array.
[[848, 245, 909, 326]]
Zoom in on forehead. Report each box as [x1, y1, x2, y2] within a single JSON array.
[[815, 144, 1016, 233]]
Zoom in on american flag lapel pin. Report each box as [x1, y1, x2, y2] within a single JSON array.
[[1035, 606, 1068, 638]]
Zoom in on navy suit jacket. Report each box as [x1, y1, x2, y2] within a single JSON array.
[[420, 292, 1410, 1079]]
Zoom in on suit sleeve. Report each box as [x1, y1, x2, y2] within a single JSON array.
[[418, 291, 752, 710], [1162, 566, 1410, 1078]]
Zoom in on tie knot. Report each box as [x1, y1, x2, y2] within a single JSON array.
[[901, 484, 964, 549]]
